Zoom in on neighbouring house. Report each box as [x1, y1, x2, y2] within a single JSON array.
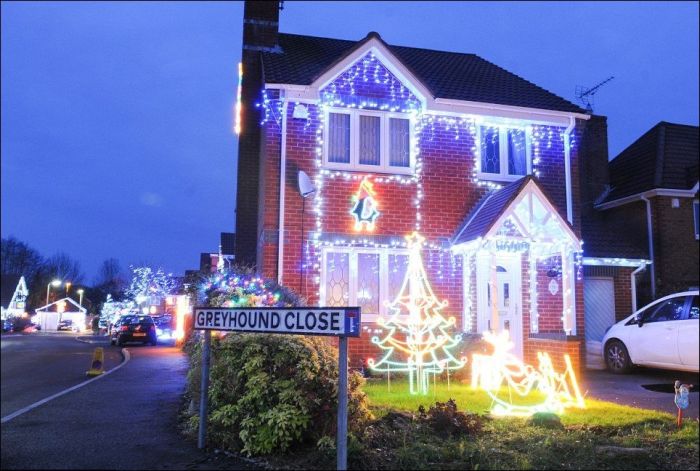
[[234, 1, 639, 373], [1, 274, 29, 320], [594, 122, 699, 300], [34, 297, 87, 331], [199, 232, 236, 273]]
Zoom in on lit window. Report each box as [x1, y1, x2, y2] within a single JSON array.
[[324, 109, 413, 174], [478, 126, 530, 181], [321, 248, 410, 319]]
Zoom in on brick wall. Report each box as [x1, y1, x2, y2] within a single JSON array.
[[653, 196, 700, 295], [524, 337, 583, 379], [255, 54, 583, 367]]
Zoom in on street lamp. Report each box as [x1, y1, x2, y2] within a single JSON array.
[[46, 280, 61, 306], [77, 289, 84, 307]]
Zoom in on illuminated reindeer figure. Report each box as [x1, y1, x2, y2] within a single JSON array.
[[471, 330, 585, 416]]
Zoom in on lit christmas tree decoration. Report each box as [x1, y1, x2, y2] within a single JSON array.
[[350, 176, 381, 231], [471, 330, 585, 416], [368, 232, 466, 395]]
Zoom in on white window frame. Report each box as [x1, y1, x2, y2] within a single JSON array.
[[476, 124, 532, 182], [320, 246, 411, 322], [323, 107, 414, 175], [694, 199, 699, 240]]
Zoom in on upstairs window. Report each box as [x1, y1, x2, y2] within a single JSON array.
[[325, 109, 413, 174], [478, 126, 530, 181]]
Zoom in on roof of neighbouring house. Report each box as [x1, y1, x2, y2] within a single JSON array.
[[261, 32, 585, 114], [1, 274, 22, 309], [452, 177, 532, 245], [581, 215, 649, 259], [599, 122, 699, 204]]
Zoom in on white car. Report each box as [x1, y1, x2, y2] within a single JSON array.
[[601, 290, 699, 373]]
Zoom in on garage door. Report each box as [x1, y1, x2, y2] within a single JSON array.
[[584, 277, 615, 369]]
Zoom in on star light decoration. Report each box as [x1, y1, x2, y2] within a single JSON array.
[[368, 232, 466, 395], [471, 330, 585, 416]]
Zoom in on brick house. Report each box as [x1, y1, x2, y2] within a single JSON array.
[[592, 121, 699, 301], [234, 1, 640, 373]]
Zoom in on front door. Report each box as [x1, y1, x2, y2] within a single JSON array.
[[478, 253, 523, 358], [632, 296, 685, 367]]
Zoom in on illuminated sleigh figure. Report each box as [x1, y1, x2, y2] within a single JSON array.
[[471, 330, 585, 416]]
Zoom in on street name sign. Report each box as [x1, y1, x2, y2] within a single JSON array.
[[193, 305, 361, 470], [193, 307, 361, 337]]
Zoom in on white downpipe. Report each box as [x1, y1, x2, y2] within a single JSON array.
[[563, 117, 575, 224], [640, 195, 656, 298], [277, 100, 289, 284], [630, 262, 646, 312]]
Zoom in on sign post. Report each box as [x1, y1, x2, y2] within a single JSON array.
[[193, 307, 360, 470]]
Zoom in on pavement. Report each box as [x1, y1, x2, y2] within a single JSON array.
[[1, 333, 260, 470], [581, 367, 700, 420]]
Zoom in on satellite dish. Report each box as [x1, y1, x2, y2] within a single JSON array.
[[297, 170, 316, 198]]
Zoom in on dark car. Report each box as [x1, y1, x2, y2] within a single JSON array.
[[111, 314, 157, 346]]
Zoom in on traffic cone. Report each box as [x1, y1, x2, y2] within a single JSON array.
[[86, 347, 105, 377]]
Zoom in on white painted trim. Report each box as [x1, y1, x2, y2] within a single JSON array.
[[311, 40, 431, 106], [268, 82, 588, 126], [563, 117, 575, 224], [34, 297, 87, 314], [582, 257, 651, 267], [595, 187, 700, 210], [278, 100, 289, 284], [483, 179, 580, 244], [631, 262, 646, 312], [641, 195, 656, 298]]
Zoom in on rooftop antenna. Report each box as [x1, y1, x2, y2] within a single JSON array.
[[575, 76, 615, 113]]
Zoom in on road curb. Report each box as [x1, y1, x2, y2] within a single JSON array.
[[1, 347, 131, 424]]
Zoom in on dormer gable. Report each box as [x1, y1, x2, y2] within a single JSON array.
[[311, 33, 431, 112]]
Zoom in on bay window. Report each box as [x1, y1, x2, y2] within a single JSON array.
[[324, 109, 413, 173], [321, 247, 410, 319]]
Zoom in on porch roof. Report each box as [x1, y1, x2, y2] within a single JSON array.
[[452, 176, 580, 247]]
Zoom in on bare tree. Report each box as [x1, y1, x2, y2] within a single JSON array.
[[95, 258, 127, 299], [45, 252, 84, 284], [0, 236, 45, 280]]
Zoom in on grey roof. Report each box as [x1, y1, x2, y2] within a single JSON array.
[[452, 177, 531, 245], [1, 274, 22, 309], [581, 215, 648, 259], [600, 122, 699, 204], [262, 32, 585, 114]]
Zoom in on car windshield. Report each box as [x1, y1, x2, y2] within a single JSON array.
[[122, 315, 154, 324]]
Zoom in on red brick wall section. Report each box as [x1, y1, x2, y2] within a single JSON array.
[[524, 338, 583, 379], [653, 196, 700, 295]]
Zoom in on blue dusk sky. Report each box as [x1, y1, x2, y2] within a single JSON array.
[[1, 1, 698, 282]]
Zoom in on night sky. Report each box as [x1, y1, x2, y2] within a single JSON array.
[[2, 1, 698, 282]]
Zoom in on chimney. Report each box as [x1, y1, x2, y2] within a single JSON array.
[[243, 1, 281, 55], [235, 1, 282, 267]]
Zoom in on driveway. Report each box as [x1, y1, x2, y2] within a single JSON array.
[[582, 367, 699, 420]]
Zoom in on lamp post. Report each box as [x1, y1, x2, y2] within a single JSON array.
[[77, 289, 84, 307], [46, 280, 61, 306]]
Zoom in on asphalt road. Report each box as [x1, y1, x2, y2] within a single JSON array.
[[1, 332, 123, 418], [1, 333, 258, 470], [583, 367, 700, 420]]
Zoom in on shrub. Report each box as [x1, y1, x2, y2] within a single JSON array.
[[185, 333, 373, 456], [418, 399, 485, 438]]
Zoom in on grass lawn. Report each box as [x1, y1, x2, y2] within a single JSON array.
[[339, 377, 700, 470]]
